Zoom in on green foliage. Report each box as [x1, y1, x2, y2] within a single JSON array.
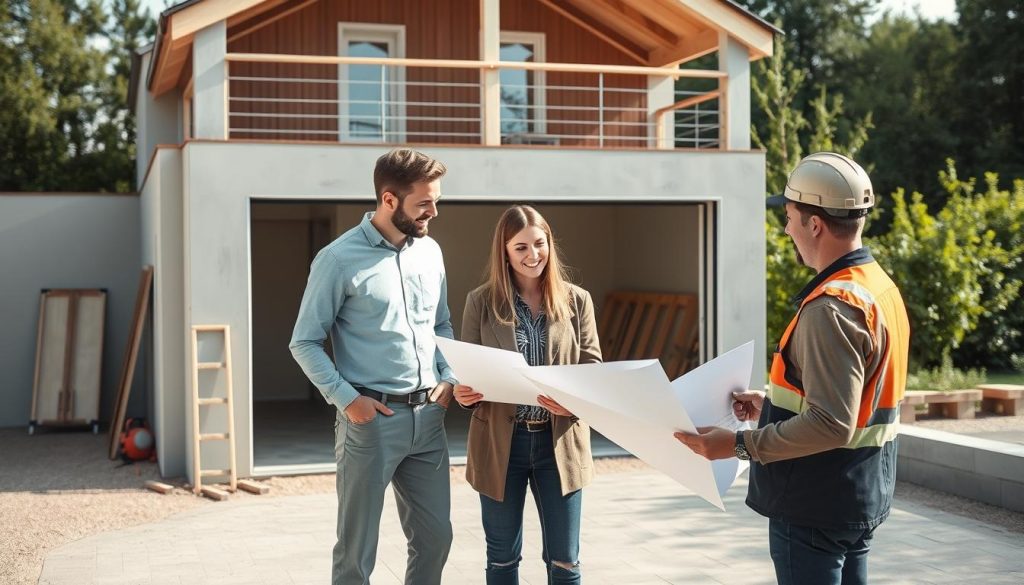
[[737, 0, 880, 120], [1011, 355, 1024, 374], [0, 0, 154, 192], [752, 36, 873, 364], [870, 162, 1023, 369], [841, 14, 961, 207], [948, 171, 1024, 370], [906, 354, 986, 392]]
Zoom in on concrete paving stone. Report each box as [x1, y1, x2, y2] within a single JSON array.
[[37, 469, 1024, 585]]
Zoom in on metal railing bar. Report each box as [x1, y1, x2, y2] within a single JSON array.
[[230, 96, 339, 104]]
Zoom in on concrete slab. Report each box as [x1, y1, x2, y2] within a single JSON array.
[[39, 470, 1024, 585]]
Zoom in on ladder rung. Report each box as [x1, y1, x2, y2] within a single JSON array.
[[198, 397, 228, 405], [193, 324, 230, 332], [200, 433, 229, 441], [197, 362, 224, 370], [200, 469, 233, 477]]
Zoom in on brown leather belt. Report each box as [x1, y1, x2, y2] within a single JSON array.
[[516, 419, 551, 432]]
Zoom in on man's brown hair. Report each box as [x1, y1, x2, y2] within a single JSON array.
[[794, 201, 864, 240], [373, 149, 447, 204]]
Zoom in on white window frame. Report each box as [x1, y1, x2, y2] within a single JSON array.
[[499, 31, 547, 136], [337, 23, 407, 143]]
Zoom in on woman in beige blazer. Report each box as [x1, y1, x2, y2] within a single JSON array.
[[454, 205, 602, 585]]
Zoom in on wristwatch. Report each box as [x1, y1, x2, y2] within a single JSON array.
[[734, 431, 751, 461]]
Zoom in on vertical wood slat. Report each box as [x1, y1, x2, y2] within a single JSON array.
[[599, 291, 700, 379]]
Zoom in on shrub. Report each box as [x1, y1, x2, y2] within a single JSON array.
[[906, 354, 986, 392]]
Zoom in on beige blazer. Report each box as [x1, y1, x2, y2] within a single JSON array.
[[461, 283, 603, 502]]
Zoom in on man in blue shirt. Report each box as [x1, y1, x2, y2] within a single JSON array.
[[290, 149, 457, 585]]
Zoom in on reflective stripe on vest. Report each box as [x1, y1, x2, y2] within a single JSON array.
[[768, 261, 909, 450]]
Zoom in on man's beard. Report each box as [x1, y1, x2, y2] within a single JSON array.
[[794, 247, 806, 266], [392, 205, 430, 238]]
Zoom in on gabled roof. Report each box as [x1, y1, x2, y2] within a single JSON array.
[[144, 0, 778, 96]]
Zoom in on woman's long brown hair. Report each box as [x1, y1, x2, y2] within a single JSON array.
[[484, 205, 572, 325]]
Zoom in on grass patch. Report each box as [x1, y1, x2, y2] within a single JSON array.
[[986, 371, 1024, 385]]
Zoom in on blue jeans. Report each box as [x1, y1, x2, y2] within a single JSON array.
[[769, 518, 875, 585], [480, 425, 582, 585]]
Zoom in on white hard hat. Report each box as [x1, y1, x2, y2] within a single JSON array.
[[767, 152, 874, 218]]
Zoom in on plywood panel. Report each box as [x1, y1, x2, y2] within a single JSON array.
[[35, 294, 71, 423], [70, 293, 106, 422], [31, 290, 106, 429]]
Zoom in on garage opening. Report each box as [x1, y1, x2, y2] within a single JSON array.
[[250, 200, 716, 474]]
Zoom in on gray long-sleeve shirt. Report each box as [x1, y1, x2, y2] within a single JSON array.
[[289, 212, 456, 411], [745, 295, 879, 463]]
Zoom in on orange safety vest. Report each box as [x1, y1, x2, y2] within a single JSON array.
[[747, 254, 911, 530]]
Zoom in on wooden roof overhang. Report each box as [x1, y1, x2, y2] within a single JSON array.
[[143, 0, 778, 97]]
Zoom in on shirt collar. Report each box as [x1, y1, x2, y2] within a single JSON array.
[[792, 247, 874, 306], [513, 292, 545, 318], [359, 211, 412, 250]]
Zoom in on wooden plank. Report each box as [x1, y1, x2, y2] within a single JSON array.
[[238, 479, 270, 495], [222, 325, 238, 492], [190, 327, 203, 494], [616, 298, 648, 360], [228, 0, 318, 44], [109, 267, 154, 460], [225, 53, 717, 78], [29, 293, 46, 426], [144, 480, 175, 494], [668, 0, 774, 58], [565, 0, 673, 48], [60, 293, 78, 421], [200, 485, 230, 501], [70, 291, 106, 424], [599, 291, 700, 379], [171, 0, 266, 40], [533, 0, 648, 64], [650, 28, 719, 66]]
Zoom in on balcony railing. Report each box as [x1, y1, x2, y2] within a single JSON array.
[[223, 54, 726, 150]]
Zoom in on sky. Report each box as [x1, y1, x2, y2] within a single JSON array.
[[874, 0, 957, 22], [141, 0, 959, 23]]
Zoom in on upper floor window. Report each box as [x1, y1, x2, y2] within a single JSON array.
[[500, 31, 546, 139], [338, 24, 406, 142]]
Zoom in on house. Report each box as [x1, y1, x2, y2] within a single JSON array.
[[129, 0, 776, 483]]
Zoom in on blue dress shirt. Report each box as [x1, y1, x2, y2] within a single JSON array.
[[290, 212, 456, 410]]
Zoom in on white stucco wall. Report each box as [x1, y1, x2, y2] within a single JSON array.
[[0, 194, 145, 430], [139, 148, 186, 477], [172, 142, 766, 480]]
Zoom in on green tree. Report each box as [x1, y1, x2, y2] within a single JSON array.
[[871, 162, 1022, 368], [737, 0, 879, 120], [842, 14, 961, 209], [947, 169, 1024, 370], [0, 0, 153, 192], [951, 0, 1024, 184], [752, 37, 873, 365]]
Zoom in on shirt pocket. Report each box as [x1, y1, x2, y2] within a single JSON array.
[[410, 273, 439, 322]]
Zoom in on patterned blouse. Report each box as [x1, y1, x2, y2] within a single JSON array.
[[513, 294, 550, 422]]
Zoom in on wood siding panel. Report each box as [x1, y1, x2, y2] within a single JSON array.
[[226, 0, 649, 146]]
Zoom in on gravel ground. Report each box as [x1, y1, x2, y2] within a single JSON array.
[[2, 426, 1022, 585]]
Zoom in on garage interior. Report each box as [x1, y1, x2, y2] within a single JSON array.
[[249, 200, 714, 473]]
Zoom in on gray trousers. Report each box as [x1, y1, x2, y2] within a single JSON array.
[[333, 401, 452, 585]]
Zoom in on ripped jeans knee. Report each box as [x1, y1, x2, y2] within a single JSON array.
[[487, 555, 522, 573], [548, 559, 581, 584]]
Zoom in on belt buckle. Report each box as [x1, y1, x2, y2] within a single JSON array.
[[524, 420, 546, 432], [409, 390, 427, 406]]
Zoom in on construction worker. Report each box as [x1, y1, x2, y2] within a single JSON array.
[[676, 152, 911, 585]]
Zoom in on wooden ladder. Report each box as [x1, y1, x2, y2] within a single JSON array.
[[189, 324, 237, 498]]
